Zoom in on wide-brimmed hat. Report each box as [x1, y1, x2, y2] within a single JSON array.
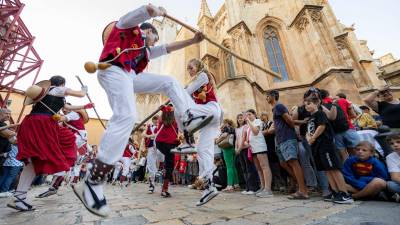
[[24, 80, 51, 105], [102, 21, 117, 45], [76, 109, 89, 124]]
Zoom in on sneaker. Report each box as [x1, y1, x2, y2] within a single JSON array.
[[323, 192, 335, 202], [241, 190, 249, 195], [391, 193, 400, 203], [333, 192, 354, 204], [148, 184, 155, 194], [0, 192, 13, 198], [72, 181, 110, 217], [245, 190, 255, 195], [256, 190, 274, 198], [161, 191, 171, 198], [255, 188, 263, 195], [170, 143, 197, 154], [377, 191, 389, 201], [36, 187, 57, 198], [182, 110, 214, 135], [196, 186, 218, 206]]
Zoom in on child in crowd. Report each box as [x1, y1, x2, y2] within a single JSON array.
[[179, 155, 188, 185], [343, 141, 389, 200], [305, 97, 353, 204], [386, 133, 400, 202]]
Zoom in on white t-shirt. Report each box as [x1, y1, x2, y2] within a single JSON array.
[[235, 126, 245, 150], [386, 152, 400, 173], [249, 119, 268, 154]]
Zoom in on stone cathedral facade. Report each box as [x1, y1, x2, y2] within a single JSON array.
[[137, 0, 389, 121]]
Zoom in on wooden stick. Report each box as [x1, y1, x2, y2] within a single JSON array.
[[76, 76, 107, 129], [164, 14, 282, 79], [0, 123, 20, 131], [131, 100, 170, 134]]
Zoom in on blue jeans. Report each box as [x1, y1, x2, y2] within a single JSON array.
[[387, 181, 400, 194], [298, 139, 317, 187], [0, 166, 22, 192]]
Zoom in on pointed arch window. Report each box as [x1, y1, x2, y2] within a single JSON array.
[[264, 26, 289, 81]]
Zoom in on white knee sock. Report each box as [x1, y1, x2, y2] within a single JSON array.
[[14, 162, 36, 209]]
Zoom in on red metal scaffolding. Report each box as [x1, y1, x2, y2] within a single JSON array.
[[0, 0, 43, 123]]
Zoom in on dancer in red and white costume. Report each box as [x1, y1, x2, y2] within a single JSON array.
[[36, 104, 93, 198], [73, 5, 215, 217], [144, 116, 163, 193], [111, 141, 136, 185], [7, 76, 92, 211], [172, 58, 222, 206], [155, 104, 181, 198]]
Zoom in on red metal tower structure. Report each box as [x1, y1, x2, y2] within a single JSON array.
[[0, 0, 43, 122]]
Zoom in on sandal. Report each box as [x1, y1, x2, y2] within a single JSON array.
[[287, 192, 310, 200], [7, 192, 35, 211], [222, 186, 234, 193], [72, 181, 110, 217]]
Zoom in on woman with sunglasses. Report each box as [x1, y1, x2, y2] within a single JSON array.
[[364, 86, 400, 129]]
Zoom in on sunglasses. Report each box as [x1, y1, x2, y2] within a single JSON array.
[[378, 90, 391, 97]]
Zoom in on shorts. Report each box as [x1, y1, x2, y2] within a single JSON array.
[[275, 139, 298, 162], [252, 151, 267, 156], [335, 129, 360, 150], [312, 142, 342, 171]]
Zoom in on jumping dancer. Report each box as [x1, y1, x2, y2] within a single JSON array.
[[7, 76, 92, 211], [172, 58, 222, 206], [73, 4, 212, 217]]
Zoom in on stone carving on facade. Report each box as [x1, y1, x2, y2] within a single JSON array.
[[136, 94, 146, 104], [309, 8, 322, 23], [335, 33, 349, 50], [295, 15, 309, 33], [148, 94, 160, 104], [244, 0, 268, 6]]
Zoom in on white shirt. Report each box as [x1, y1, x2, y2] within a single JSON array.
[[48, 86, 67, 97], [235, 126, 245, 150], [64, 111, 80, 122], [249, 119, 268, 153], [116, 5, 167, 60], [186, 72, 209, 95], [386, 152, 400, 173]]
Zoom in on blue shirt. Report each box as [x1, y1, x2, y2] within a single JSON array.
[[273, 103, 297, 144], [342, 156, 389, 190], [3, 145, 23, 167]]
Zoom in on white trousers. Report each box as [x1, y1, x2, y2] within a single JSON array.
[[71, 165, 81, 177], [97, 66, 220, 179], [191, 102, 221, 180], [146, 146, 164, 180], [112, 157, 132, 179]]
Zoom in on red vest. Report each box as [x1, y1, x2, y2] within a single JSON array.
[[68, 112, 85, 132], [192, 83, 217, 104], [155, 121, 179, 145], [123, 144, 134, 158], [99, 24, 148, 74]]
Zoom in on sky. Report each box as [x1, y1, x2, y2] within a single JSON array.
[[14, 0, 400, 119]]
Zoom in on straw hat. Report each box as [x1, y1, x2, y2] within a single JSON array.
[[102, 21, 117, 45], [24, 80, 51, 105], [76, 109, 89, 124]]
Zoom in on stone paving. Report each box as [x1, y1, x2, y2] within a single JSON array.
[[0, 182, 392, 225]]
